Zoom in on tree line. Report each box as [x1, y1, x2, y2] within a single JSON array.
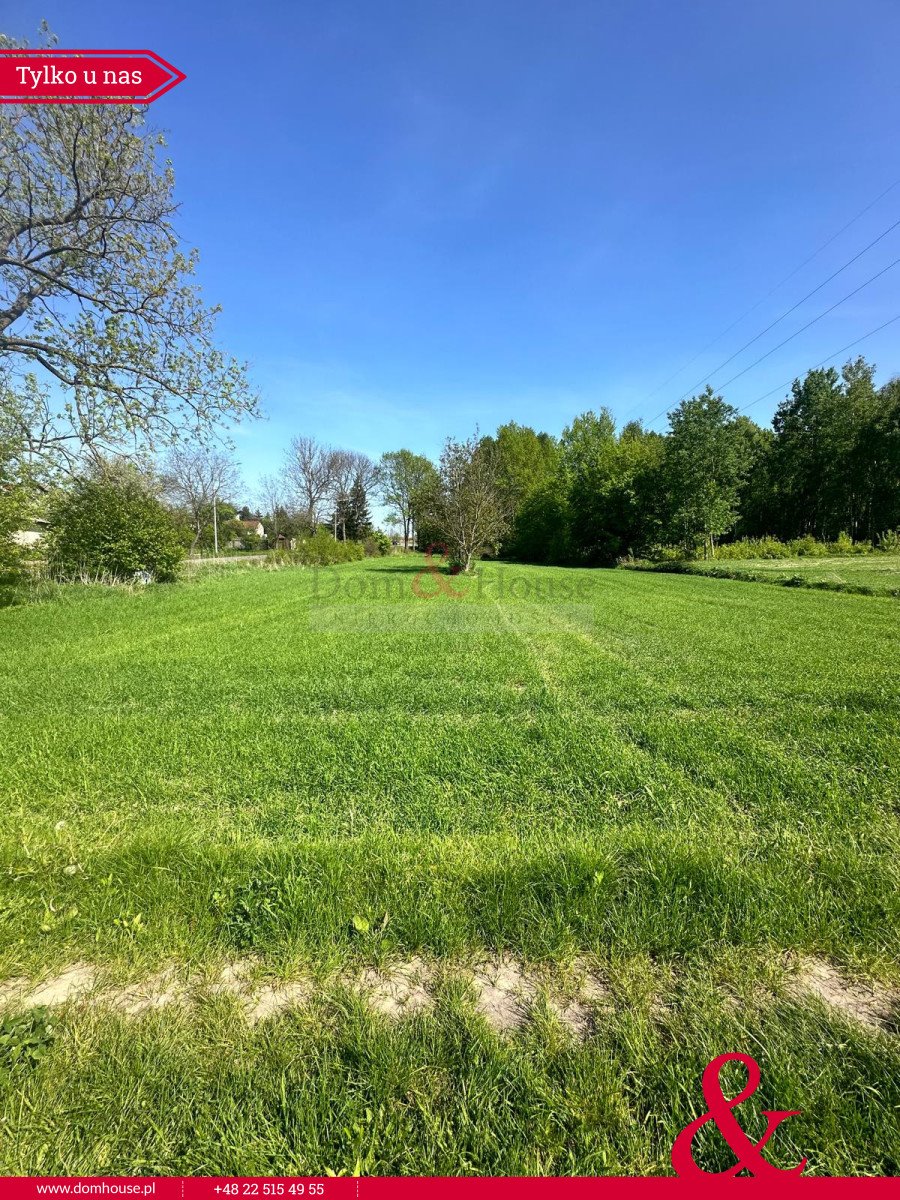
[[300, 353, 899, 571], [427, 356, 900, 568]]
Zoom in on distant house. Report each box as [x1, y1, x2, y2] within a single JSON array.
[[226, 518, 266, 551], [12, 517, 49, 549], [272, 532, 295, 550]]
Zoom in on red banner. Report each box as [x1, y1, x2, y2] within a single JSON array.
[[0, 49, 185, 103], [0, 1177, 899, 1197]]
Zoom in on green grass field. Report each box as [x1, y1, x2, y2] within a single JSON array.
[[1, 556, 899, 1175], [631, 553, 900, 597]]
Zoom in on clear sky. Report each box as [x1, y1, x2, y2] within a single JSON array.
[[5, 0, 900, 508]]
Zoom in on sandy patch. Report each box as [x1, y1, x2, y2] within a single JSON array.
[[207, 959, 257, 998], [245, 980, 310, 1024], [22, 963, 98, 1008], [354, 957, 433, 1020], [107, 966, 185, 1016], [787, 956, 897, 1031], [468, 956, 538, 1032], [547, 996, 594, 1039]]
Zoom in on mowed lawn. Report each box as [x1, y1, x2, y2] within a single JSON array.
[[675, 553, 900, 597], [1, 557, 899, 1175]]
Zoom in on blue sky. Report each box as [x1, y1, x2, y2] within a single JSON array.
[[6, 0, 900, 508]]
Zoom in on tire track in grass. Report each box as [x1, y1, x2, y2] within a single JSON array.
[[489, 597, 657, 805], [532, 602, 881, 831], [495, 599, 736, 824]]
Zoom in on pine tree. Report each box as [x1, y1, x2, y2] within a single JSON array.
[[344, 474, 372, 540]]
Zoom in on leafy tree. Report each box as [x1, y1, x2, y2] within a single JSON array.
[[553, 411, 664, 564], [664, 387, 748, 557], [513, 480, 572, 564], [768, 355, 900, 544], [269, 506, 310, 545], [842, 358, 883, 539], [874, 376, 900, 534], [731, 418, 776, 540], [409, 467, 444, 553], [428, 434, 509, 572], [377, 450, 437, 550], [481, 423, 559, 557], [769, 361, 885, 541], [177, 501, 244, 554], [46, 464, 184, 581], [0, 26, 258, 477], [557, 408, 617, 562], [482, 423, 558, 509]]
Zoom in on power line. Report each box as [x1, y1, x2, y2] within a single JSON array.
[[636, 175, 900, 406], [712, 254, 900, 393], [673, 214, 900, 400], [644, 252, 900, 428], [734, 312, 900, 416]]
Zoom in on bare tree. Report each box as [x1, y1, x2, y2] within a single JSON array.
[[350, 452, 377, 496], [0, 27, 258, 478], [432, 435, 509, 572], [328, 449, 356, 539], [162, 445, 241, 555], [282, 436, 336, 530], [257, 472, 285, 540]]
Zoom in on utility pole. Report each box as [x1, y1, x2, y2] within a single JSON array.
[[213, 492, 219, 556]]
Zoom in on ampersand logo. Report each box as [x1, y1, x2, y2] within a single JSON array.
[[671, 1053, 806, 1178], [412, 543, 467, 599]]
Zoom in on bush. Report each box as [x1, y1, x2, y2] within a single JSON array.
[[364, 530, 391, 557], [826, 531, 868, 555], [637, 533, 881, 563], [0, 482, 30, 592], [786, 536, 830, 557], [714, 537, 791, 560], [713, 534, 877, 559], [877, 529, 900, 553], [643, 543, 695, 563], [271, 529, 366, 567], [47, 473, 184, 582]]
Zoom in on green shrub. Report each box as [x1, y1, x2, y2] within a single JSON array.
[[643, 543, 694, 563], [637, 533, 882, 564], [877, 529, 900, 553], [826, 531, 867, 555], [0, 481, 31, 596], [297, 529, 365, 565], [714, 537, 790, 560], [787, 535, 829, 557], [271, 530, 367, 567], [47, 472, 184, 583], [364, 530, 391, 557]]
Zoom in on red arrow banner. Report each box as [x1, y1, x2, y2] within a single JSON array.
[[0, 49, 186, 104]]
